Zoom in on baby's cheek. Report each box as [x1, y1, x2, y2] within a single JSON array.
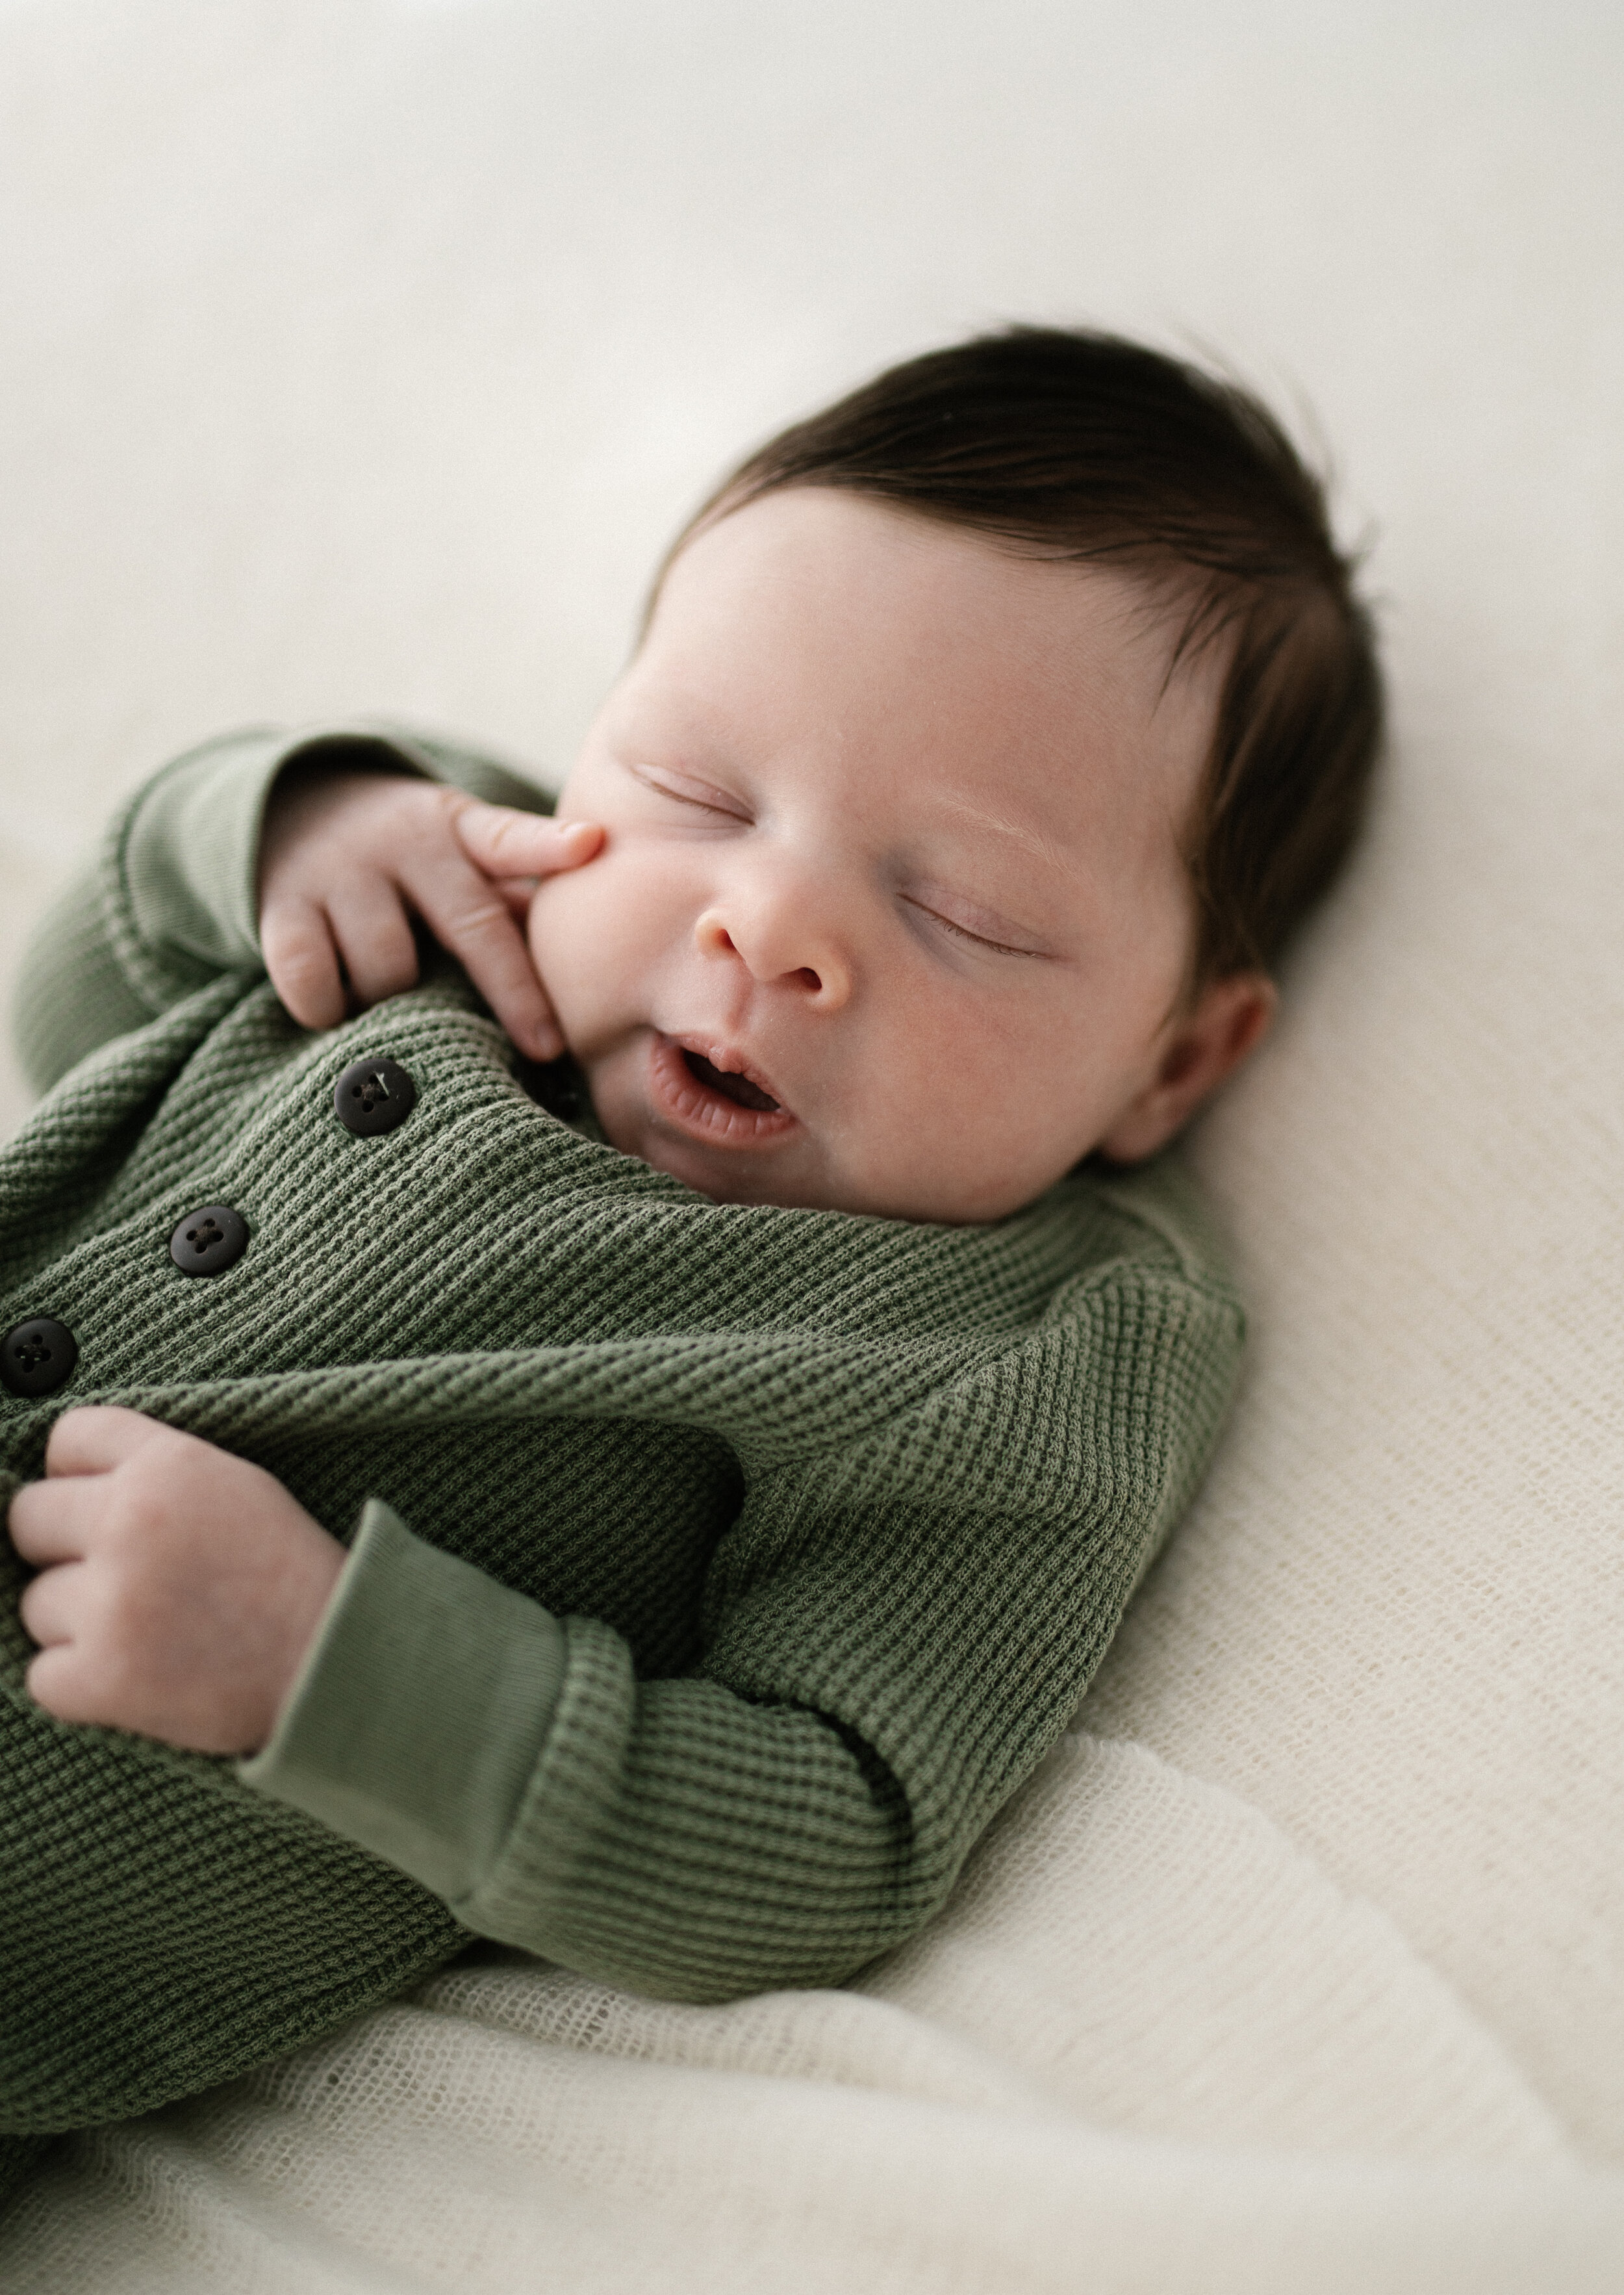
[[527, 849, 664, 1033], [527, 872, 595, 1022]]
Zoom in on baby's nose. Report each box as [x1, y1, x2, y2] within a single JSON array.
[[694, 903, 851, 1010]]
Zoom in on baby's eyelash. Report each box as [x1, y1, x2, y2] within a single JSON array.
[[631, 763, 749, 819], [663, 786, 735, 816], [901, 896, 1040, 958]]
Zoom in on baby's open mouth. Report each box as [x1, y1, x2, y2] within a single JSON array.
[[681, 1050, 780, 1113], [648, 1034, 797, 1149]]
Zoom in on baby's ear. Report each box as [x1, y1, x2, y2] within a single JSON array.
[[1097, 971, 1276, 1164]]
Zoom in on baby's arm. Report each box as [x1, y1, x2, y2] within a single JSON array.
[[12, 724, 598, 1095], [259, 765, 602, 1063], [11, 1260, 1234, 2007], [10, 746, 613, 1739]]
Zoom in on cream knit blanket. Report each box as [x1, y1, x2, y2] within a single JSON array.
[[1, 3, 1619, 2287]]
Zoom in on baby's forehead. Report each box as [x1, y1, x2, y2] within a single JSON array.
[[646, 490, 1216, 760]]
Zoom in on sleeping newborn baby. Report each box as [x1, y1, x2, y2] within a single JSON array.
[[0, 328, 1380, 2189]]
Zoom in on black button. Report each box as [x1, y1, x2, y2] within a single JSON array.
[[170, 1204, 249, 1278], [1, 1316, 78, 1400], [334, 1057, 417, 1138]]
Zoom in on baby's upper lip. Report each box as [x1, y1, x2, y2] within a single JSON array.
[[668, 1033, 791, 1114]]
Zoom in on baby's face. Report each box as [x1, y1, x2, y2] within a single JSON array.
[[530, 490, 1220, 1223]]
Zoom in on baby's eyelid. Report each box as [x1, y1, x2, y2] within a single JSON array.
[[629, 762, 751, 820], [901, 894, 1044, 958]]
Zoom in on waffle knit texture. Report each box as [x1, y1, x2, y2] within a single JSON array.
[[0, 726, 1243, 2168]]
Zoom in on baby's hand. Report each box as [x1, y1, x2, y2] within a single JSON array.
[[9, 1407, 345, 1755], [258, 767, 603, 1060]]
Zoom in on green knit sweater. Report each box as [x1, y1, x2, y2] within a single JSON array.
[[0, 725, 1243, 2159]]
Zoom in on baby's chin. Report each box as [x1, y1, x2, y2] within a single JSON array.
[[585, 1084, 997, 1222], [570, 1036, 1056, 1224], [593, 1090, 830, 1210]]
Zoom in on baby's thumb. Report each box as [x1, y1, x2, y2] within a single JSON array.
[[453, 803, 604, 880]]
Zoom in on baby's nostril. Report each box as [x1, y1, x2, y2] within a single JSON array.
[[794, 967, 822, 993]]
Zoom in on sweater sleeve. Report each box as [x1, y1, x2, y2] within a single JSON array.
[[244, 1257, 1242, 2001], [11, 723, 553, 1096]]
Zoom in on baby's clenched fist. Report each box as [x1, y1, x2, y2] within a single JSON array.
[[10, 1407, 346, 1754]]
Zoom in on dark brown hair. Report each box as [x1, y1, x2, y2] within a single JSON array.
[[660, 327, 1382, 984]]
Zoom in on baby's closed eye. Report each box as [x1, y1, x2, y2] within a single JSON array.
[[898, 891, 1050, 960], [627, 760, 753, 821]]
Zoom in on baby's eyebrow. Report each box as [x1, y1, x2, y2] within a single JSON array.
[[936, 796, 1069, 876]]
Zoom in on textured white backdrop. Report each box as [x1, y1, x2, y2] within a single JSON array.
[[1, 3, 1621, 2288]]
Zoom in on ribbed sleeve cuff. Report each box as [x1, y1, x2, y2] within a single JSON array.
[[240, 1499, 568, 1906]]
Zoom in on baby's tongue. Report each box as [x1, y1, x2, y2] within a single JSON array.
[[684, 1050, 780, 1112]]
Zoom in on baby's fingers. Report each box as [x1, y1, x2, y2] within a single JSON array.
[[18, 1556, 87, 1649], [260, 893, 349, 1031], [325, 884, 422, 1010], [9, 1476, 95, 1568], [400, 853, 565, 1060], [453, 806, 603, 882], [25, 1641, 116, 1730]]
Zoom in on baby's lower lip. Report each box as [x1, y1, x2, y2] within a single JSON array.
[[648, 1034, 800, 1149]]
